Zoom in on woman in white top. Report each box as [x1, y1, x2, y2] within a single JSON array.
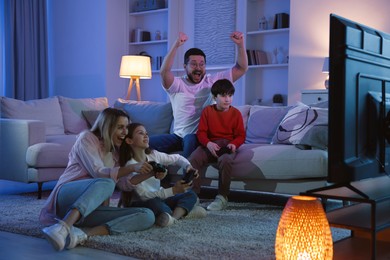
[[117, 123, 206, 227], [40, 108, 155, 252]]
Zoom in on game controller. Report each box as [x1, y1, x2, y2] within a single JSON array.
[[216, 146, 232, 157], [148, 161, 167, 173], [182, 169, 196, 184]]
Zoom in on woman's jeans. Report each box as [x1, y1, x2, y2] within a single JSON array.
[[56, 178, 155, 234], [131, 190, 198, 217]]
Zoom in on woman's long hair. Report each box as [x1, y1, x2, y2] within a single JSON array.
[[91, 108, 129, 153]]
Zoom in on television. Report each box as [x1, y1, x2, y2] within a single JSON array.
[[328, 14, 390, 185]]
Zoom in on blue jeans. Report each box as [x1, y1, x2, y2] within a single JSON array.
[[56, 178, 155, 235], [149, 133, 199, 158], [131, 190, 198, 217]]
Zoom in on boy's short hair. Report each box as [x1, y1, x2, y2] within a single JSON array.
[[211, 79, 235, 97], [184, 48, 206, 64]]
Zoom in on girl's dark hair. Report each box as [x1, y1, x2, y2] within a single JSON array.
[[211, 79, 235, 97], [184, 48, 206, 64], [119, 122, 151, 167], [91, 108, 129, 153]]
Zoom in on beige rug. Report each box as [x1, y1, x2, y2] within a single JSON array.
[[0, 192, 349, 259]]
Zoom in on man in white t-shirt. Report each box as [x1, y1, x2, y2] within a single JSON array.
[[149, 31, 248, 158]]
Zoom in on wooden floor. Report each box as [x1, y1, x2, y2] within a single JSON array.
[[333, 236, 390, 260]]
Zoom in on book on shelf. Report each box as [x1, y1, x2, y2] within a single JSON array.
[[246, 49, 268, 65]]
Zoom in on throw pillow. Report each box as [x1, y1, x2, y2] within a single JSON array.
[[246, 105, 290, 144], [295, 124, 328, 150], [114, 99, 173, 136], [58, 96, 109, 134], [0, 96, 64, 135], [272, 103, 328, 148], [236, 105, 251, 129], [82, 110, 102, 127]]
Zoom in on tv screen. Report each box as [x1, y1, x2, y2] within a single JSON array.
[[328, 14, 390, 184]]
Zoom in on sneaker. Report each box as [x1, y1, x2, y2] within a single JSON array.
[[186, 205, 207, 219], [42, 219, 70, 251], [156, 212, 176, 227], [66, 226, 88, 249], [207, 195, 228, 211]]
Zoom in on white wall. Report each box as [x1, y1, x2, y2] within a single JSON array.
[[48, 0, 127, 105], [45, 0, 390, 105], [288, 0, 390, 104]]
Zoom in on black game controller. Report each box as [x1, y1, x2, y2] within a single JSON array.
[[148, 161, 167, 173], [182, 169, 196, 184], [216, 146, 232, 157]]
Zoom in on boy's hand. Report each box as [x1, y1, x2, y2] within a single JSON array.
[[207, 142, 220, 157], [227, 143, 237, 153]]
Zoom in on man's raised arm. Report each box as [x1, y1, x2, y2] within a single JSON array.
[[160, 32, 188, 89], [230, 31, 248, 82]]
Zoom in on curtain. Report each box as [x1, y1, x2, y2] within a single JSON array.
[[3, 0, 48, 100], [194, 0, 236, 65]]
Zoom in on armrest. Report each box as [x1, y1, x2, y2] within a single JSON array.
[[0, 118, 46, 183]]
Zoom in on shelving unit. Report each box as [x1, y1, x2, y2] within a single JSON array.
[[128, 5, 169, 72], [302, 176, 390, 259], [243, 0, 290, 105], [301, 89, 328, 104]]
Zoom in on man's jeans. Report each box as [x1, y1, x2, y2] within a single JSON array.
[[149, 133, 199, 158]]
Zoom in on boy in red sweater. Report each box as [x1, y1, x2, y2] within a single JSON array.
[[189, 79, 245, 211]]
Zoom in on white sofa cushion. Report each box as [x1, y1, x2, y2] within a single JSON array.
[[272, 103, 328, 146], [58, 96, 109, 134], [246, 106, 290, 144], [0, 96, 64, 135]]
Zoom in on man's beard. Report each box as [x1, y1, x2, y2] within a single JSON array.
[[187, 70, 203, 84]]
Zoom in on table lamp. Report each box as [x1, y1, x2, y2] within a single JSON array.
[[119, 55, 152, 100], [322, 57, 329, 89], [275, 195, 333, 260]]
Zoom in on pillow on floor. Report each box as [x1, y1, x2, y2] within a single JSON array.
[[272, 102, 328, 149]]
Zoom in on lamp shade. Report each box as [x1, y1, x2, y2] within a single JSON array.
[[322, 57, 329, 73], [275, 196, 333, 260], [119, 55, 152, 79]]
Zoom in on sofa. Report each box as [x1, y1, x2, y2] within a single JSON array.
[[0, 96, 329, 199]]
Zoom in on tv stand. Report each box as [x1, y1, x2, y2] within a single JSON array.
[[302, 176, 390, 259]]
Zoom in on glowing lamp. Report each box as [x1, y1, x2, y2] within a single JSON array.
[[275, 195, 333, 259], [119, 55, 152, 100]]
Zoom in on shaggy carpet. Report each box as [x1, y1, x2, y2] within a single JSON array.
[[0, 192, 349, 259]]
